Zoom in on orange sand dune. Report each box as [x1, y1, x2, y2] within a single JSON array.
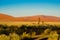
[[0, 13, 60, 22], [0, 14, 15, 21]]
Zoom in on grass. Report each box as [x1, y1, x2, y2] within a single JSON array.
[[0, 24, 60, 40], [0, 21, 60, 26]]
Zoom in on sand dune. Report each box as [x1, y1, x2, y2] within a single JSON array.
[[0, 13, 60, 22], [0, 13, 60, 25]]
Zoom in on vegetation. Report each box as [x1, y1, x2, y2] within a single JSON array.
[[0, 24, 60, 40]]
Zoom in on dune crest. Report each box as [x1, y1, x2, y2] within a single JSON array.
[[0, 13, 60, 22]]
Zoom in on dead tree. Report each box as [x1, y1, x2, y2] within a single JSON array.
[[38, 17, 40, 25]]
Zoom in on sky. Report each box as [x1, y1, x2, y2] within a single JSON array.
[[0, 0, 60, 17]]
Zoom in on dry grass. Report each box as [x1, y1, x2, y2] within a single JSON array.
[[0, 22, 60, 40], [0, 21, 60, 26]]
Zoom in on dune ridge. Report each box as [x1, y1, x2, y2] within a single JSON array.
[[0, 13, 60, 22]]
